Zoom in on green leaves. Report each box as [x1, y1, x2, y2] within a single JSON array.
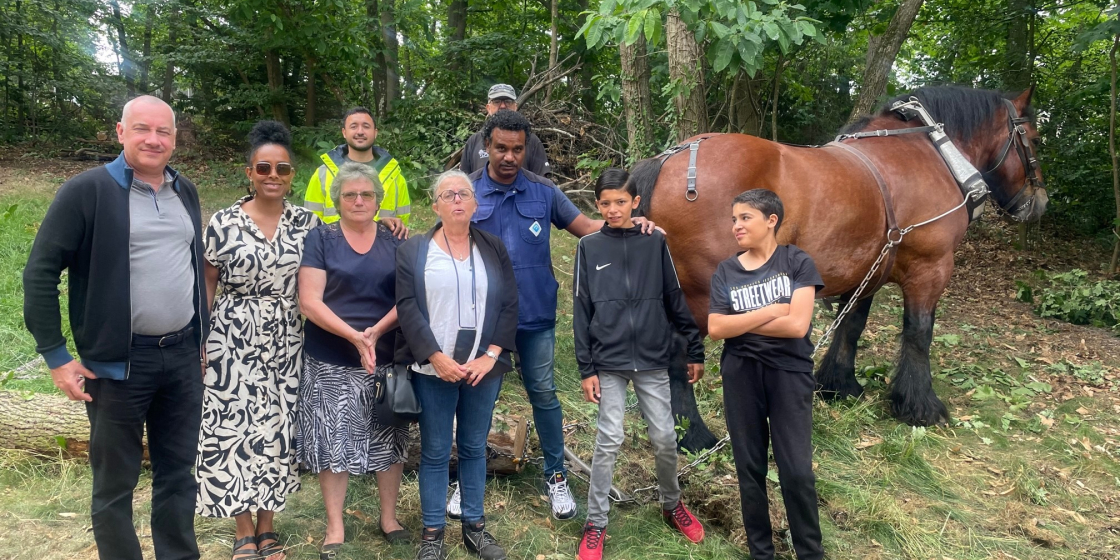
[[579, 0, 821, 77]]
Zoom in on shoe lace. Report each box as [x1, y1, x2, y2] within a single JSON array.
[[475, 529, 499, 549], [419, 535, 443, 559], [582, 526, 604, 550], [670, 503, 693, 527], [548, 476, 575, 510]]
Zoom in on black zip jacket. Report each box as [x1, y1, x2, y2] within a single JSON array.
[[22, 153, 208, 380], [573, 224, 704, 379]]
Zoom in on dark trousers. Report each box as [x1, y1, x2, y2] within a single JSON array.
[[721, 353, 823, 560], [84, 340, 204, 560]]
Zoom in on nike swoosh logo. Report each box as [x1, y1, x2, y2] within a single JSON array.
[[596, 263, 611, 271]]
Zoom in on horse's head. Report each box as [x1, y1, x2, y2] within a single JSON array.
[[979, 86, 1048, 222]]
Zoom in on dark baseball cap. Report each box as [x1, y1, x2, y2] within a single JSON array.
[[487, 84, 517, 101]]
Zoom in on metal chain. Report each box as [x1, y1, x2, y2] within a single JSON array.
[[813, 195, 969, 355]]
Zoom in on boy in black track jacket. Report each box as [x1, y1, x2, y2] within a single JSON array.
[[572, 168, 706, 560]]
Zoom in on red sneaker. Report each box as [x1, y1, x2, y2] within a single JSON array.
[[577, 522, 606, 560], [663, 501, 705, 543]]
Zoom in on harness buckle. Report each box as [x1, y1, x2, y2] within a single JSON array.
[[876, 129, 888, 137]]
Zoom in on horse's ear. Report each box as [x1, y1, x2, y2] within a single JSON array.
[[1012, 85, 1035, 110]]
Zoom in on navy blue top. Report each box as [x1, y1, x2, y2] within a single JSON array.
[[301, 222, 402, 367], [469, 165, 581, 331]]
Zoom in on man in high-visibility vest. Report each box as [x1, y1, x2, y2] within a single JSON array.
[[304, 107, 411, 235]]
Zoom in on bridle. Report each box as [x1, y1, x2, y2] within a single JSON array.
[[984, 98, 1044, 219]]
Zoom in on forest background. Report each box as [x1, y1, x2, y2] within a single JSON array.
[[1, 0, 1118, 242]]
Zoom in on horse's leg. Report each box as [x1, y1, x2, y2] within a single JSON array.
[[668, 332, 719, 453], [815, 291, 874, 400], [890, 291, 950, 426]]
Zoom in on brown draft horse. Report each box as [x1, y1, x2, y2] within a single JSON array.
[[633, 85, 1047, 448]]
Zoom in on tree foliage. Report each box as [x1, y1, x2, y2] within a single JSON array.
[[0, 0, 1115, 245]]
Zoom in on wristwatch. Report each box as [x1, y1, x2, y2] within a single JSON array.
[[485, 349, 499, 360]]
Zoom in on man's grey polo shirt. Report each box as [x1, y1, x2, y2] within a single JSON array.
[[129, 175, 196, 336]]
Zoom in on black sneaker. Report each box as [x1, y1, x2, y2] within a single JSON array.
[[461, 518, 507, 560], [416, 528, 447, 560]]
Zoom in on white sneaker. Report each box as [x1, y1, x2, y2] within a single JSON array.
[[446, 482, 462, 520], [546, 472, 577, 520]]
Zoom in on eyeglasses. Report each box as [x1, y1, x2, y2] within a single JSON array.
[[488, 99, 515, 108], [340, 191, 377, 202], [437, 189, 475, 202], [254, 162, 293, 176]]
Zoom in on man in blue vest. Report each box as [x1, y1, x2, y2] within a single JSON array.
[[462, 110, 655, 520]]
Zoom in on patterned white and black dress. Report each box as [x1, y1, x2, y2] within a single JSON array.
[[296, 222, 409, 474], [195, 196, 320, 517]]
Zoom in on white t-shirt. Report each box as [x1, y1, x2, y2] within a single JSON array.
[[414, 239, 489, 376]]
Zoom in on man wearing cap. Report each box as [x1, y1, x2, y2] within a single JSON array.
[[459, 84, 552, 177]]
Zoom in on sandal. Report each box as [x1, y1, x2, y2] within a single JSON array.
[[256, 532, 284, 559], [232, 536, 259, 560], [319, 542, 342, 560]]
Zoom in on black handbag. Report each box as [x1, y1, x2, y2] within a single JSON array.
[[385, 364, 422, 422]]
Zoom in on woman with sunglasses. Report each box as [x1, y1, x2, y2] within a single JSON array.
[[196, 120, 319, 560], [396, 170, 518, 560], [297, 161, 411, 559]]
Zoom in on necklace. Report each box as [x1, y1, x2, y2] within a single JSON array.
[[442, 229, 470, 261]]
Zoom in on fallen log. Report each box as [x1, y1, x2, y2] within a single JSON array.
[[0, 391, 529, 474]]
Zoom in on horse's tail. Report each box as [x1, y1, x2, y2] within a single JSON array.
[[630, 157, 665, 218]]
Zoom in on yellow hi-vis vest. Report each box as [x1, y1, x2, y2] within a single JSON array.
[[303, 146, 411, 226]]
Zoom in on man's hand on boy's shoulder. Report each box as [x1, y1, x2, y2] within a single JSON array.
[[631, 216, 664, 236], [687, 363, 704, 384], [581, 375, 601, 404]]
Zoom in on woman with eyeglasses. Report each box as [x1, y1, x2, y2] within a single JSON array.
[[395, 170, 518, 560], [196, 120, 319, 560], [296, 161, 411, 559]]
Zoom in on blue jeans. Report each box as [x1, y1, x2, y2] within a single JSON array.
[[515, 328, 566, 477], [413, 370, 505, 529]]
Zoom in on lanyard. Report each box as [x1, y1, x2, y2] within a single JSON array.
[[443, 229, 477, 329]]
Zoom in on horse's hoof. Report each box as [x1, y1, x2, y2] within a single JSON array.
[[889, 391, 949, 427], [815, 370, 864, 400]]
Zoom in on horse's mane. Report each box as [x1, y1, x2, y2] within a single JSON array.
[[841, 85, 1034, 141]]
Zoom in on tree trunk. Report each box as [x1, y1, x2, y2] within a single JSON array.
[[619, 34, 654, 162], [14, 0, 25, 136], [0, 391, 528, 474], [770, 53, 785, 141], [846, 0, 925, 123], [545, 0, 559, 103], [305, 57, 318, 126], [265, 49, 289, 125], [161, 5, 179, 103], [139, 3, 154, 93], [575, 0, 597, 114], [1109, 35, 1119, 274], [1005, 0, 1033, 91], [447, 0, 468, 75], [367, 0, 385, 116], [380, 0, 400, 112], [108, 0, 137, 97], [666, 9, 709, 142], [1006, 0, 1035, 250], [732, 71, 764, 135]]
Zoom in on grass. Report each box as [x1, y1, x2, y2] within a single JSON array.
[[3, 158, 1120, 558]]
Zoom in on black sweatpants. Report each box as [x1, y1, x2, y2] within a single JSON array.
[[721, 353, 823, 560], [84, 340, 203, 560]]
